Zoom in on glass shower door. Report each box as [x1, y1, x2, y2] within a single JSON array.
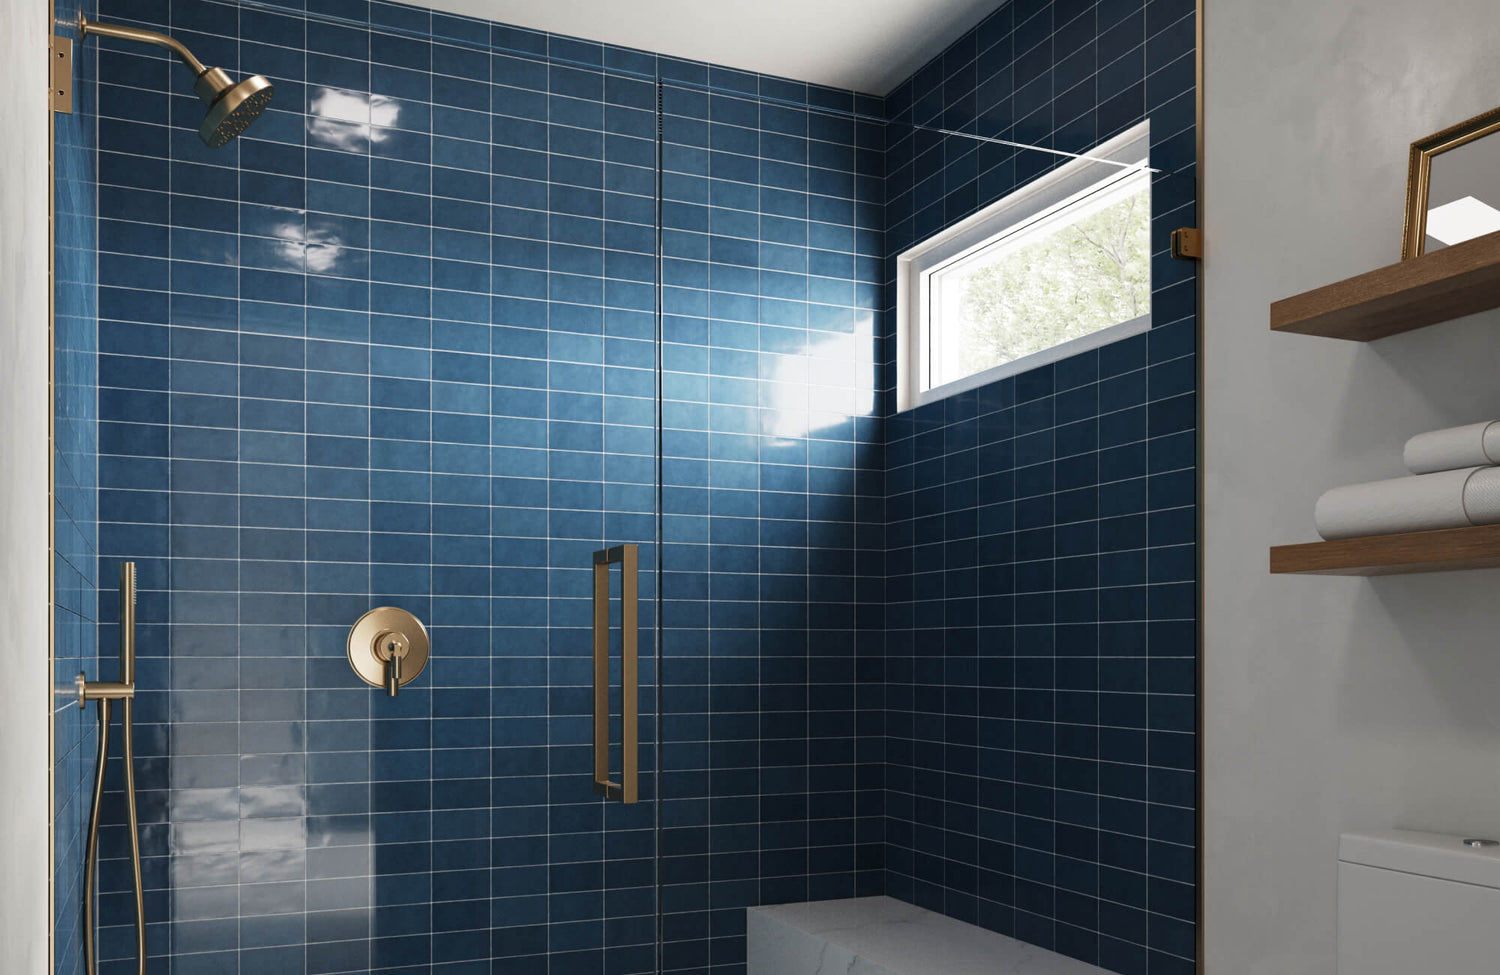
[[584, 73, 661, 964], [491, 51, 660, 974], [652, 76, 887, 973]]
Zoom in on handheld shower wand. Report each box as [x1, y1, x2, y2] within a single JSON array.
[[78, 16, 274, 147], [78, 563, 146, 975]]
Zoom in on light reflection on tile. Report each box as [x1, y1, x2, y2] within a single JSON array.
[[241, 849, 307, 885], [170, 820, 239, 857], [241, 817, 308, 853], [170, 851, 238, 890], [239, 785, 309, 820], [169, 787, 239, 823]]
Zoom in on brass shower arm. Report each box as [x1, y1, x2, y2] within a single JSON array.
[[80, 16, 208, 77], [79, 16, 243, 109], [76, 15, 275, 148]]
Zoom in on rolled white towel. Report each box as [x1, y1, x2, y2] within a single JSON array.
[[1314, 466, 1500, 540], [1404, 420, 1500, 474]]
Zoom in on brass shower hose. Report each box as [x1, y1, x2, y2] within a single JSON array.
[[78, 562, 147, 975]]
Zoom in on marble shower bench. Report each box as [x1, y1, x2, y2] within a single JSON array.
[[747, 896, 1109, 975]]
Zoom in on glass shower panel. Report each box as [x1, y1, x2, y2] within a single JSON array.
[[490, 52, 660, 974], [86, 5, 664, 971], [656, 79, 886, 973]]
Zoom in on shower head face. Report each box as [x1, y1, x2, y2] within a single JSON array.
[[198, 74, 274, 148]]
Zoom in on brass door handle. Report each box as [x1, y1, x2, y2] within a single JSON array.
[[592, 544, 639, 803]]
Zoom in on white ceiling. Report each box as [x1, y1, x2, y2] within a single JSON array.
[[410, 0, 1004, 95]]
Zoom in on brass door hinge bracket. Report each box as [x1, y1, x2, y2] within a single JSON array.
[[51, 34, 73, 114], [1171, 226, 1202, 261]]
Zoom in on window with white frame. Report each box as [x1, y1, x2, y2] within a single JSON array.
[[898, 121, 1153, 411]]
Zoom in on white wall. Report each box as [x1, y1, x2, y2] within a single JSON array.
[[0, 0, 56, 970], [1204, 0, 1500, 971], [397, 0, 996, 93]]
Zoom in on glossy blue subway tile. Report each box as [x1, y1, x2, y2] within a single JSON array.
[[73, 6, 1195, 975], [881, 0, 1194, 968]]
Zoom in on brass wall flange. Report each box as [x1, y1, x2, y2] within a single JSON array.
[[347, 607, 430, 697], [51, 35, 73, 114]]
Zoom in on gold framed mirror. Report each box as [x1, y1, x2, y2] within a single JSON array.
[[1403, 105, 1500, 259]]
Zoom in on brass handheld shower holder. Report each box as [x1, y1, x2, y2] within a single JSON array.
[[75, 676, 133, 706]]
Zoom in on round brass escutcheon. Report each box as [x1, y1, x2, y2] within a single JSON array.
[[347, 607, 430, 691]]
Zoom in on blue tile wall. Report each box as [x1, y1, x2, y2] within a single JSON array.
[[656, 78, 887, 973], [879, 1, 1198, 973], [89, 4, 659, 971], [76, 0, 1199, 972], [53, 0, 100, 972], [88, 1, 884, 973]]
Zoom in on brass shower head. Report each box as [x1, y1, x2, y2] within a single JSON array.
[[192, 66, 275, 148], [80, 16, 274, 148]]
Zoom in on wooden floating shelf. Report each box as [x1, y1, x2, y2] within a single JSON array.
[[1271, 229, 1500, 341], [1270, 524, 1500, 576]]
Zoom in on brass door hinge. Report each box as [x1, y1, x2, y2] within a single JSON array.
[[1171, 227, 1202, 261], [51, 34, 73, 114]]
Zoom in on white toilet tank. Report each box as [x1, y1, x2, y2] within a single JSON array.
[[1339, 829, 1500, 974]]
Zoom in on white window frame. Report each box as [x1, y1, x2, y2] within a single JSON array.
[[897, 120, 1153, 412]]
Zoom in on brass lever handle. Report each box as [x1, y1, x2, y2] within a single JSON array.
[[383, 639, 406, 697]]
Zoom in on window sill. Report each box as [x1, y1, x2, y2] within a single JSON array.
[[904, 311, 1151, 412]]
